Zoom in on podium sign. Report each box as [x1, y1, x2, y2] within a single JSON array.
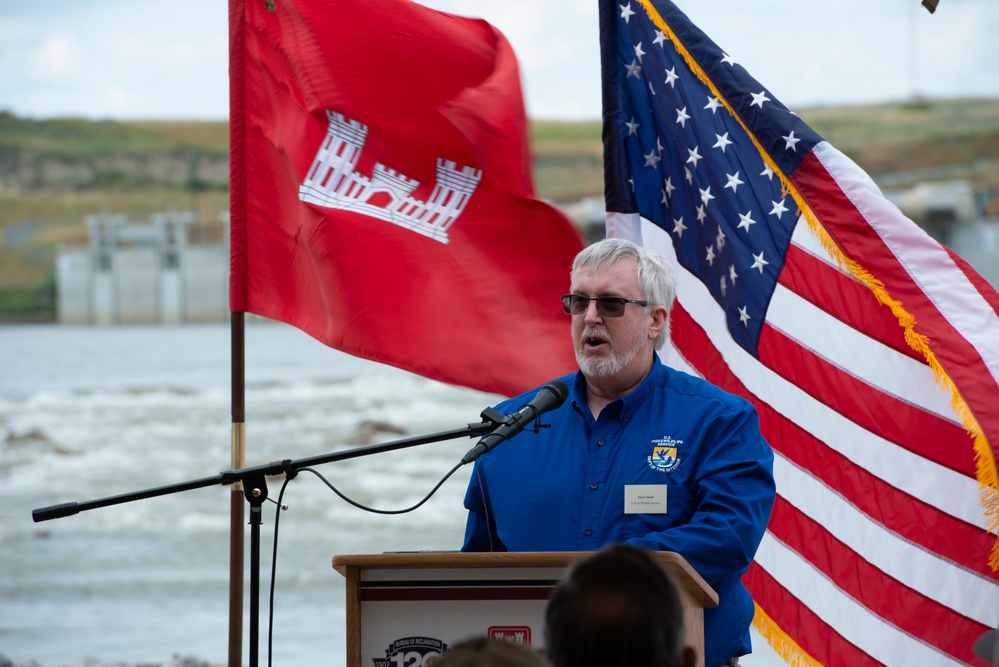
[[333, 552, 717, 667]]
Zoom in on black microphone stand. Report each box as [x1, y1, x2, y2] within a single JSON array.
[[32, 413, 504, 667]]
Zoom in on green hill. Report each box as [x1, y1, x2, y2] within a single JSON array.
[[2, 97, 998, 318]]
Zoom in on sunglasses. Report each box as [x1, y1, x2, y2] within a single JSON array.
[[560, 294, 649, 318]]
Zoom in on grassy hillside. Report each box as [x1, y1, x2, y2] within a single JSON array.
[[799, 98, 999, 188], [2, 97, 998, 318], [0, 112, 229, 155], [529, 97, 999, 200]]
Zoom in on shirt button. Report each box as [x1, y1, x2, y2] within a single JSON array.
[[584, 528, 592, 536], [597, 440, 605, 446], [590, 483, 598, 490]]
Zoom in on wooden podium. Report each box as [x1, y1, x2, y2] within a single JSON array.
[[333, 551, 717, 667]]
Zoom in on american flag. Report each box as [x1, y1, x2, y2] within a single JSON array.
[[599, 1, 999, 665]]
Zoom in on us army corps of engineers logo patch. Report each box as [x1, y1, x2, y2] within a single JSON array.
[[647, 435, 682, 472]]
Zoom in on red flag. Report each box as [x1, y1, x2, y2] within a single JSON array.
[[229, 0, 583, 397], [600, 0, 999, 665]]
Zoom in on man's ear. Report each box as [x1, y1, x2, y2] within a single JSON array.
[[681, 646, 697, 667], [647, 304, 669, 341]]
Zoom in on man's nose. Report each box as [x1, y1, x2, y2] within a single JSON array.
[[583, 300, 604, 323]]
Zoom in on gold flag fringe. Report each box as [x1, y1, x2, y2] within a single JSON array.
[[752, 603, 824, 667]]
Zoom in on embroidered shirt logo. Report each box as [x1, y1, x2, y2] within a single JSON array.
[[647, 435, 682, 472], [298, 110, 482, 244]]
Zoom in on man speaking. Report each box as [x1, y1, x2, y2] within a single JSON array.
[[461, 238, 776, 667]]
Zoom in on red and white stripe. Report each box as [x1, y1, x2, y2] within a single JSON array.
[[608, 139, 999, 666]]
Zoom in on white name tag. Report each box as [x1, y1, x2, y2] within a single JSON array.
[[624, 484, 667, 514]]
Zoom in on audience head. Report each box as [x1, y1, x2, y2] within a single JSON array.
[[433, 637, 551, 667], [974, 623, 999, 667], [544, 544, 695, 667]]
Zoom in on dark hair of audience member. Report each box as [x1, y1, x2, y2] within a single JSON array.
[[544, 544, 693, 667], [432, 636, 552, 667]]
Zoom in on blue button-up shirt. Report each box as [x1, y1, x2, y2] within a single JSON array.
[[462, 355, 776, 666]]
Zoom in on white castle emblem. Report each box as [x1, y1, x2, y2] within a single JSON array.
[[298, 110, 483, 244]]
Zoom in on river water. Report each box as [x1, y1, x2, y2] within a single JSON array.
[[0, 322, 785, 667]]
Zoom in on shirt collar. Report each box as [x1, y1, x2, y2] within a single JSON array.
[[570, 352, 666, 422]]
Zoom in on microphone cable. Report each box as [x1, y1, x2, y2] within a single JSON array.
[[297, 462, 463, 514], [264, 460, 465, 667]]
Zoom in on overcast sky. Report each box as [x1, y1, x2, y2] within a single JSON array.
[[1, 0, 996, 122]]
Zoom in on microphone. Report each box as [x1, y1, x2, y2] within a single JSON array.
[[461, 380, 569, 465]]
